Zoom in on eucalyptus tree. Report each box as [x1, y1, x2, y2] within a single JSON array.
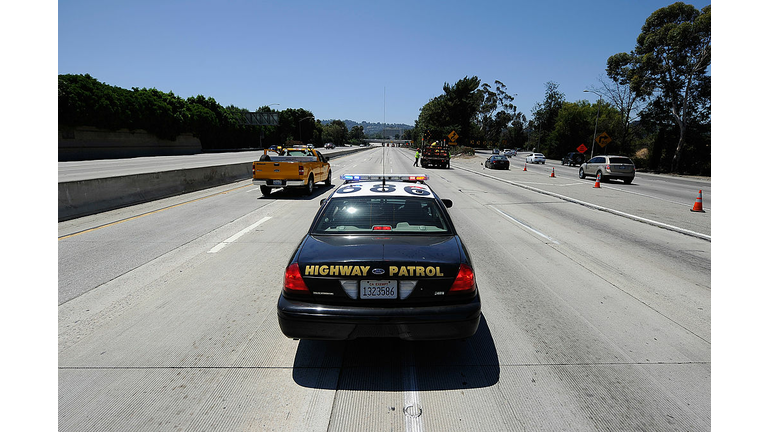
[[479, 80, 518, 147], [589, 74, 646, 156], [504, 111, 527, 150], [608, 2, 710, 171]]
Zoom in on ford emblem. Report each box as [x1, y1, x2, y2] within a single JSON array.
[[372, 268, 385, 275]]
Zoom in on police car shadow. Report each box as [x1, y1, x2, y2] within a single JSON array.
[[291, 314, 499, 391]]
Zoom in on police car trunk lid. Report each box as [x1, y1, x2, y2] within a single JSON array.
[[296, 234, 463, 304]]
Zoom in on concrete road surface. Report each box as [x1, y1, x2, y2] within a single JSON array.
[[59, 147, 711, 431]]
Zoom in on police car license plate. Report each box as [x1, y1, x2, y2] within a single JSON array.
[[360, 280, 397, 299]]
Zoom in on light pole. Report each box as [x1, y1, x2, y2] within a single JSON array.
[[299, 116, 314, 144], [583, 89, 601, 159]]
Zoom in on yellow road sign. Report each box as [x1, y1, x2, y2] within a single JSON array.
[[596, 132, 612, 148], [448, 130, 458, 142]]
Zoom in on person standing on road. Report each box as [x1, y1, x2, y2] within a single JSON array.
[[414, 149, 420, 167]]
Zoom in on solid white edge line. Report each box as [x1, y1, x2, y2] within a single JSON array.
[[207, 216, 272, 253], [456, 166, 711, 242]]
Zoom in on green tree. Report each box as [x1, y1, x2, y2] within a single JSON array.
[[131, 87, 187, 140], [414, 95, 450, 145], [348, 125, 365, 144], [442, 76, 483, 145], [322, 120, 348, 146], [414, 76, 483, 147], [186, 98, 220, 147], [59, 74, 131, 131], [504, 111, 527, 150], [278, 108, 316, 144], [59, 74, 275, 150], [551, 100, 622, 159], [549, 101, 594, 158], [610, 2, 711, 172], [529, 81, 565, 154], [479, 80, 518, 147], [591, 72, 647, 156]]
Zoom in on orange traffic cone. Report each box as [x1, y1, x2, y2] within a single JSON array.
[[523, 163, 527, 171], [690, 190, 705, 212], [594, 174, 601, 188], [550, 167, 556, 177]]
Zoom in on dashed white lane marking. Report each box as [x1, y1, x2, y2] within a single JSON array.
[[457, 165, 710, 242], [491, 205, 560, 244], [403, 346, 424, 432], [207, 216, 271, 253]]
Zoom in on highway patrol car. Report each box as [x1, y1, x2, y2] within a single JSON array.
[[277, 174, 481, 340]]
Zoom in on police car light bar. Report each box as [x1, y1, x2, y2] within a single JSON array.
[[340, 174, 429, 182]]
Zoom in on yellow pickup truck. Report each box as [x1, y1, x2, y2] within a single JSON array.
[[252, 147, 332, 196]]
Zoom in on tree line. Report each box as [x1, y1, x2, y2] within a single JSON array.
[[58, 74, 366, 150], [412, 2, 710, 174]]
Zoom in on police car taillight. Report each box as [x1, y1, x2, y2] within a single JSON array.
[[448, 264, 476, 293], [283, 263, 309, 293]]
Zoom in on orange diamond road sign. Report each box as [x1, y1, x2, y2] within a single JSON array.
[[596, 132, 612, 148], [448, 130, 459, 145], [577, 143, 588, 153]]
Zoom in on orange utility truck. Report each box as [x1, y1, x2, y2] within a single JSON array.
[[421, 142, 450, 168]]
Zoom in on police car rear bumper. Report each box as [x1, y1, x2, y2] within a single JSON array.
[[277, 294, 481, 341]]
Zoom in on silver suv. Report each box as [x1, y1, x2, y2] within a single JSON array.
[[578, 155, 635, 184]]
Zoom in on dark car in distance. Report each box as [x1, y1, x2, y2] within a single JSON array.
[[562, 152, 585, 167], [484, 155, 510, 170]]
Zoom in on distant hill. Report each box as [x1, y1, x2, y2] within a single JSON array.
[[319, 120, 413, 136]]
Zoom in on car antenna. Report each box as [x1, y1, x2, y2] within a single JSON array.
[[382, 143, 386, 186]]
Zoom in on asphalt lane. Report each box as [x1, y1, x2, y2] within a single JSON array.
[[59, 147, 710, 431]]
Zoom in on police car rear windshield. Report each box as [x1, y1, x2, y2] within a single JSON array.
[[312, 197, 451, 234]]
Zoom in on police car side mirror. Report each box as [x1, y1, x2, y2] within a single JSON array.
[[441, 199, 453, 208], [320, 198, 326, 206]]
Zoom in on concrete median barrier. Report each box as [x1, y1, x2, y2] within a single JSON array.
[[58, 147, 368, 221]]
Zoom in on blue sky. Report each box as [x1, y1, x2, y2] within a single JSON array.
[[57, 0, 712, 126]]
